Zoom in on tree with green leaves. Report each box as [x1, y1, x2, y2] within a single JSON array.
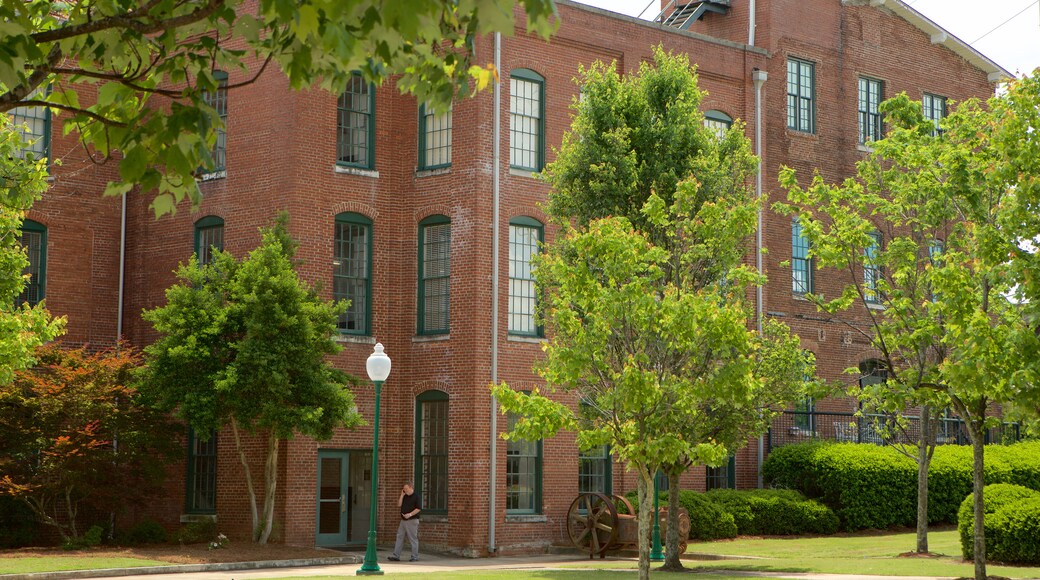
[[0, 117, 65, 384], [0, 0, 556, 215], [0, 343, 178, 543], [493, 48, 808, 579], [140, 216, 363, 544], [777, 79, 1040, 580]]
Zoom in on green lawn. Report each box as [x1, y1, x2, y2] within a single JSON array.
[[0, 555, 169, 574], [266, 573, 779, 580], [556, 529, 1040, 578]]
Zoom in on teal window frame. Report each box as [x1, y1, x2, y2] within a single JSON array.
[[858, 77, 883, 144], [509, 69, 545, 172], [794, 396, 815, 432], [334, 212, 372, 335], [9, 90, 51, 163], [16, 219, 46, 308], [923, 93, 947, 137], [194, 216, 224, 266], [414, 390, 449, 514], [792, 216, 813, 295], [864, 231, 882, 304], [418, 215, 450, 335], [418, 102, 452, 170], [706, 455, 736, 490], [201, 71, 228, 173], [787, 58, 816, 133], [337, 73, 376, 169], [508, 217, 543, 337], [185, 428, 217, 514], [704, 109, 733, 138], [578, 444, 612, 495], [506, 407, 542, 514]]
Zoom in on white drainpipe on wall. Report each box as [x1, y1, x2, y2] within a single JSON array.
[[752, 67, 768, 488], [488, 31, 502, 555], [748, 0, 757, 46], [117, 192, 127, 342]]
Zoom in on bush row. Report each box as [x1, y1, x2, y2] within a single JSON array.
[[762, 440, 1040, 531], [959, 484, 1040, 564], [622, 487, 838, 540]]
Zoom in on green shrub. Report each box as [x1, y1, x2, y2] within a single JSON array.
[[987, 497, 1040, 564], [958, 483, 1038, 560], [705, 489, 839, 535], [623, 489, 738, 540], [122, 519, 168, 545], [63, 524, 105, 550], [172, 518, 218, 545], [763, 440, 1040, 531]]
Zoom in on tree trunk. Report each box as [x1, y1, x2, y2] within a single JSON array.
[[916, 404, 931, 554], [636, 466, 653, 580], [257, 432, 279, 544], [970, 423, 987, 580], [231, 418, 260, 542], [660, 470, 684, 571]]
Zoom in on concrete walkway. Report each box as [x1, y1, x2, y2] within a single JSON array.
[[2, 549, 963, 580]]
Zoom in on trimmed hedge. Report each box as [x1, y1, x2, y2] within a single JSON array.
[[763, 440, 1040, 531], [623, 489, 738, 540], [958, 483, 1040, 562], [705, 489, 839, 535]]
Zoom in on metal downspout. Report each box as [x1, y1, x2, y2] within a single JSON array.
[[117, 193, 126, 342], [489, 31, 502, 555], [752, 67, 767, 488], [748, 0, 757, 46]]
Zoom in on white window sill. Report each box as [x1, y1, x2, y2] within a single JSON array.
[[509, 167, 541, 179], [335, 165, 379, 179], [421, 514, 448, 524], [416, 167, 451, 178], [505, 514, 547, 523], [507, 335, 546, 344], [857, 144, 874, 153], [180, 514, 217, 523], [866, 301, 885, 311], [413, 334, 450, 343], [199, 170, 227, 182], [334, 334, 377, 345]]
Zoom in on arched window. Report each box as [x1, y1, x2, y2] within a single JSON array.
[[194, 216, 224, 266], [508, 216, 543, 336], [414, 390, 449, 513], [509, 69, 545, 172], [703, 110, 733, 138], [16, 220, 46, 307], [418, 215, 450, 334], [334, 212, 372, 335]]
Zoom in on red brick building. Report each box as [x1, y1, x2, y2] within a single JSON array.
[[12, 0, 1007, 556]]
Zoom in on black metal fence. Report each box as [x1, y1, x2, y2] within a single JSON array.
[[768, 410, 1021, 451]]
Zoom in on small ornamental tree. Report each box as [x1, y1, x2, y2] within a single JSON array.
[[0, 0, 556, 215], [778, 81, 1040, 580], [0, 117, 65, 383], [140, 215, 363, 544], [0, 343, 178, 543], [493, 48, 808, 580]]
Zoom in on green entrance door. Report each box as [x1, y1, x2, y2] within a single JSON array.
[[316, 450, 372, 547]]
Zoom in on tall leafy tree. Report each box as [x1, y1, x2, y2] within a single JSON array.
[[141, 215, 363, 544], [777, 80, 1040, 580], [493, 48, 807, 579], [0, 117, 64, 384], [0, 344, 178, 542], [0, 0, 557, 215]]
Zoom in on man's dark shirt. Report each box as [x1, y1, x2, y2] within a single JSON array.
[[401, 492, 421, 518]]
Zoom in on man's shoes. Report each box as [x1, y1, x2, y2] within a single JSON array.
[[410, 556, 419, 562], [387, 556, 400, 561]]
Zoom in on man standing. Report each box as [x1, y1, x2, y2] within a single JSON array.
[[388, 481, 421, 562]]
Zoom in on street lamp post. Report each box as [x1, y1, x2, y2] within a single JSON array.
[[650, 471, 663, 561], [358, 343, 391, 576]]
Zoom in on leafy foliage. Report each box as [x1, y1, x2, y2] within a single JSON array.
[[140, 215, 363, 543], [0, 0, 557, 215], [493, 47, 808, 579], [0, 118, 65, 384], [0, 343, 178, 542], [764, 441, 1040, 531], [704, 489, 839, 536], [623, 489, 737, 541], [957, 483, 1038, 560]]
